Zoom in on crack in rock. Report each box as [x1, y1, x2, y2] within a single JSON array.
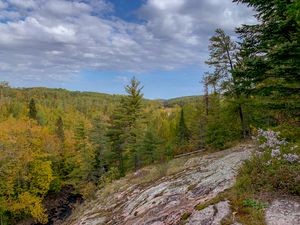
[[65, 144, 254, 225], [187, 201, 231, 225]]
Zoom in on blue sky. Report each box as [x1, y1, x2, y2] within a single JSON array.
[[0, 0, 256, 99]]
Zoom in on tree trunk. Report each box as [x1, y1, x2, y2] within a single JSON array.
[[204, 82, 209, 116], [238, 104, 247, 138]]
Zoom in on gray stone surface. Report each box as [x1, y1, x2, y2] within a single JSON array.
[[65, 144, 254, 225], [188, 201, 231, 225], [265, 199, 300, 225]]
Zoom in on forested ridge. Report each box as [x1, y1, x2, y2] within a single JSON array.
[[0, 84, 209, 224], [0, 0, 299, 224]]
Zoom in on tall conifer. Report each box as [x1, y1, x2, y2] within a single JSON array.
[[28, 98, 37, 120]]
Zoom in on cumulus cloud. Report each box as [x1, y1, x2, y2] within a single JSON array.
[[0, 0, 256, 82]]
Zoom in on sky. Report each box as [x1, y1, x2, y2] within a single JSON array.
[[0, 0, 256, 99]]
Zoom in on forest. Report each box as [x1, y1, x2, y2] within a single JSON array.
[[0, 0, 299, 224]]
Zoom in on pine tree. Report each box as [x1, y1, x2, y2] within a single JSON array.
[[55, 116, 65, 143], [124, 77, 144, 170], [72, 121, 94, 182], [107, 106, 127, 176], [205, 28, 237, 88], [176, 108, 190, 146], [0, 81, 9, 102], [203, 75, 210, 116], [142, 127, 161, 164], [89, 117, 108, 180], [28, 98, 37, 120], [205, 28, 248, 138], [107, 77, 144, 175], [234, 0, 300, 121]]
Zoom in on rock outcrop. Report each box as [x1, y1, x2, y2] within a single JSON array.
[[265, 198, 300, 225], [65, 144, 254, 225], [187, 201, 231, 225]]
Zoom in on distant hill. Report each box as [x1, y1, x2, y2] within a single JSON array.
[[162, 95, 203, 107], [3, 85, 201, 108]]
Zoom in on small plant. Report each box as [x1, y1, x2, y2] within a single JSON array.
[[181, 212, 191, 220], [236, 128, 300, 195], [98, 167, 120, 188], [242, 199, 268, 210], [156, 162, 169, 178], [254, 129, 299, 164]]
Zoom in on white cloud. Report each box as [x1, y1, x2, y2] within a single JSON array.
[[0, 0, 256, 83], [114, 75, 130, 84], [8, 0, 37, 9], [0, 0, 8, 9]]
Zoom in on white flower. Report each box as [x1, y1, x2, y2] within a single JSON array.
[[291, 145, 298, 150], [283, 153, 299, 163], [271, 148, 280, 158]]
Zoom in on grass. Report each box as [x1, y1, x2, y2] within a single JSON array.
[[242, 199, 268, 210], [66, 155, 195, 223], [193, 187, 267, 225], [191, 139, 299, 225], [69, 141, 286, 225], [179, 212, 192, 225]]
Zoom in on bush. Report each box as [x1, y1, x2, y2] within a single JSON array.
[[236, 129, 300, 195], [242, 199, 268, 210], [98, 167, 120, 188], [156, 162, 169, 178]]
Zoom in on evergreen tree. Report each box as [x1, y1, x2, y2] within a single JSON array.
[[141, 127, 161, 164], [72, 121, 94, 183], [107, 77, 144, 175], [205, 28, 237, 89], [0, 81, 9, 101], [176, 108, 190, 146], [28, 98, 37, 120], [124, 77, 144, 170], [89, 117, 108, 180], [203, 75, 210, 116], [205, 28, 248, 137], [75, 121, 86, 144], [234, 0, 300, 121], [107, 106, 127, 176], [55, 116, 65, 143]]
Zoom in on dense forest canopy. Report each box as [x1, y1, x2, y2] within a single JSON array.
[[0, 0, 299, 224]]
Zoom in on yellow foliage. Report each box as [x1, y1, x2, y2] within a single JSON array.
[[28, 160, 54, 196], [0, 118, 58, 223], [11, 192, 48, 224]]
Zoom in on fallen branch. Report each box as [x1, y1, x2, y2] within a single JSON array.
[[174, 149, 205, 158]]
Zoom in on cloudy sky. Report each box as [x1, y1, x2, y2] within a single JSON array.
[[0, 0, 256, 99]]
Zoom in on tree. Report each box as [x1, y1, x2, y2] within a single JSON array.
[[205, 28, 237, 90], [107, 77, 144, 175], [0, 118, 59, 224], [123, 77, 144, 170], [141, 127, 161, 164], [107, 106, 127, 176], [205, 28, 248, 138], [202, 75, 210, 116], [176, 108, 190, 146], [28, 98, 37, 120], [55, 116, 65, 143], [89, 117, 109, 180], [69, 121, 94, 186], [0, 81, 9, 101], [234, 0, 300, 122]]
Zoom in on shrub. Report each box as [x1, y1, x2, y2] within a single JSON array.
[[156, 162, 169, 178], [98, 167, 120, 188], [236, 128, 300, 195], [242, 199, 268, 210]]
